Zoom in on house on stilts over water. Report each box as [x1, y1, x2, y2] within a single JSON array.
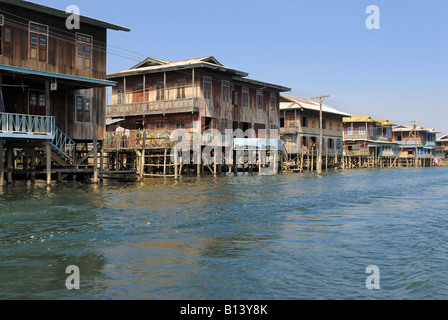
[[105, 56, 291, 178], [279, 95, 350, 172], [0, 0, 129, 186], [342, 116, 401, 168]]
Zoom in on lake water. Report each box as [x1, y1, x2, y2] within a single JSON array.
[[1, 167, 448, 300]]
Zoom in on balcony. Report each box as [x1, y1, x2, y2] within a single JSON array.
[[0, 112, 55, 140], [344, 150, 370, 157], [344, 133, 368, 141], [107, 98, 200, 117], [395, 139, 422, 146]]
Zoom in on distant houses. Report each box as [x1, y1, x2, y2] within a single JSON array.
[[392, 125, 440, 167], [437, 134, 448, 159], [1, 1, 445, 185], [280, 95, 349, 171], [342, 116, 399, 168]]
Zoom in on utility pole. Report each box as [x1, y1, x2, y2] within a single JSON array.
[[411, 120, 419, 169], [311, 94, 329, 175]]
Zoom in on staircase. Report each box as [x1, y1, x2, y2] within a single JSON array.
[[51, 126, 76, 165]]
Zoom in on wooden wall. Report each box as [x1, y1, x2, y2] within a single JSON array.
[[0, 3, 107, 79], [0, 3, 108, 142], [110, 68, 283, 138]]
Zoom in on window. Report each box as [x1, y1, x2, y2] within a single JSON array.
[[347, 127, 354, 135], [29, 22, 48, 62], [76, 33, 93, 69], [177, 78, 186, 99], [256, 90, 263, 110], [242, 87, 249, 107], [203, 77, 212, 100], [29, 91, 46, 115], [76, 93, 92, 123], [233, 90, 239, 105], [359, 126, 366, 135], [302, 116, 308, 128], [156, 80, 165, 101], [270, 93, 277, 111], [222, 80, 230, 102], [117, 85, 125, 104], [0, 15, 3, 55]]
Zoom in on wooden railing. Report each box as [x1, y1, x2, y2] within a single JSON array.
[[0, 112, 54, 138], [107, 98, 200, 117]]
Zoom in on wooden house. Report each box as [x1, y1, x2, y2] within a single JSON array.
[[343, 116, 399, 168], [436, 134, 448, 159], [0, 0, 129, 185], [104, 56, 291, 176], [106, 56, 291, 140], [393, 125, 440, 166], [279, 95, 349, 171]]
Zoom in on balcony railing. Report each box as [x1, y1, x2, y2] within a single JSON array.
[[344, 150, 370, 157], [0, 112, 55, 138], [344, 133, 368, 141], [395, 139, 422, 146], [107, 98, 200, 117]]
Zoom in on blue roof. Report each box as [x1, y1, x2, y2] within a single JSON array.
[[0, 65, 117, 87]]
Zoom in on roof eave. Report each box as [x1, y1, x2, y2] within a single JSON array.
[[2, 0, 130, 32]]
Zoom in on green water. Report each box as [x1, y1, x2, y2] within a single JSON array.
[[1, 167, 448, 300]]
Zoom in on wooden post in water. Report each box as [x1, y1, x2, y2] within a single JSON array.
[[139, 132, 146, 180], [7, 146, 13, 184], [174, 147, 178, 179], [163, 148, 167, 176], [99, 141, 104, 182], [46, 141, 51, 186], [30, 150, 36, 182], [0, 138, 4, 186]]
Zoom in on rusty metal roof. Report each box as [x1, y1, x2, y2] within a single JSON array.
[[393, 125, 440, 133], [107, 56, 249, 78]]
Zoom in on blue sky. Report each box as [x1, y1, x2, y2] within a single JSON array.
[[38, 0, 448, 135]]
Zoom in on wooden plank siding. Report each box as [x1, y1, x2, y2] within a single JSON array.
[[107, 60, 289, 143], [0, 2, 116, 142]]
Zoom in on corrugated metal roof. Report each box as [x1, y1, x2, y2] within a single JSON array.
[[107, 56, 291, 91], [343, 116, 376, 123], [0, 64, 116, 87], [107, 59, 249, 78], [280, 95, 350, 117], [375, 119, 397, 127], [393, 125, 440, 133]]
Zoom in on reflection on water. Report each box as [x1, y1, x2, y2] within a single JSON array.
[[1, 168, 448, 299]]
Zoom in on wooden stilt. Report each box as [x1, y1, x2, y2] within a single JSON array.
[[99, 142, 104, 182], [7, 146, 13, 184], [46, 141, 51, 186], [0, 139, 4, 186]]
